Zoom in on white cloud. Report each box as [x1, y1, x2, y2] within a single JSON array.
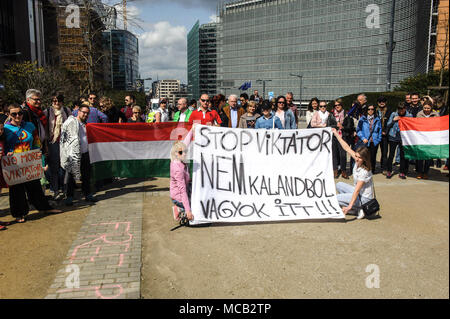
[[138, 21, 187, 83]]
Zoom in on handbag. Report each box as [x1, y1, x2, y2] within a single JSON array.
[[359, 182, 380, 216]]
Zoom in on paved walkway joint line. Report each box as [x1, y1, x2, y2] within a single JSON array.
[[45, 181, 144, 299]]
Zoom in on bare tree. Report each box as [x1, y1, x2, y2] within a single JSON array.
[[434, 11, 449, 105]]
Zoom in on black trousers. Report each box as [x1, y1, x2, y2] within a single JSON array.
[[387, 141, 409, 174], [65, 152, 92, 198], [368, 143, 378, 174], [417, 160, 432, 174], [378, 135, 389, 170], [332, 136, 347, 171], [9, 179, 53, 218], [343, 136, 355, 174]]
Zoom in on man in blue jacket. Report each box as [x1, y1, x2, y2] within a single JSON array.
[[356, 104, 382, 174]]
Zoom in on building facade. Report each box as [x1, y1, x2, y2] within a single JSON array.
[[432, 0, 449, 71], [152, 80, 181, 105], [187, 21, 218, 100], [217, 0, 433, 101], [0, 0, 47, 76], [103, 29, 140, 91]]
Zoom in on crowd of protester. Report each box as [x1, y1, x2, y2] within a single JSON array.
[[0, 89, 448, 230]]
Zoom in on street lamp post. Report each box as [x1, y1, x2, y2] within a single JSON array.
[[289, 73, 303, 107], [256, 79, 272, 100]]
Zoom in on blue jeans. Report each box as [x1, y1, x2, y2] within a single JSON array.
[[336, 182, 370, 213]]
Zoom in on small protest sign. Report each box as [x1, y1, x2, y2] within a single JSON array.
[[1, 149, 44, 186], [190, 125, 344, 224]]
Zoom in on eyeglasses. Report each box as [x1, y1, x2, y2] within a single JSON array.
[[10, 112, 24, 117], [80, 110, 90, 115], [89, 97, 96, 100]]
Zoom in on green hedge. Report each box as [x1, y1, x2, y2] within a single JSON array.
[[329, 91, 407, 112]]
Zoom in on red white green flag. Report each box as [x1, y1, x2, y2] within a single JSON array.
[[86, 123, 192, 181], [399, 115, 449, 160]]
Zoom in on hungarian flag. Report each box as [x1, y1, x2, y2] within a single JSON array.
[[399, 115, 449, 160], [86, 122, 192, 181]]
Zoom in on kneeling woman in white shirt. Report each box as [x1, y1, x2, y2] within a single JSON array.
[[332, 128, 374, 219]]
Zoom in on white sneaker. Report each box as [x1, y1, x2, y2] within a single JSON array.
[[357, 209, 365, 219]]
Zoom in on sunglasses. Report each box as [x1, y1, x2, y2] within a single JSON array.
[[10, 112, 24, 117], [178, 150, 186, 155], [160, 102, 167, 104], [278, 101, 286, 104], [133, 112, 140, 114], [201, 99, 209, 102], [335, 104, 341, 106], [30, 97, 41, 101]]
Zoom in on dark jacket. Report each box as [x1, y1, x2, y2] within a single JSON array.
[[342, 115, 356, 142], [407, 103, 423, 118], [22, 104, 49, 156], [377, 108, 392, 134], [105, 107, 127, 123]]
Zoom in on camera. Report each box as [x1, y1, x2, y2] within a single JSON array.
[[178, 210, 189, 226]]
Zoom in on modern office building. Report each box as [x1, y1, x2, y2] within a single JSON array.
[[187, 20, 218, 100], [0, 0, 47, 76], [217, 0, 435, 101], [187, 21, 200, 100], [152, 80, 181, 105], [103, 29, 140, 90]]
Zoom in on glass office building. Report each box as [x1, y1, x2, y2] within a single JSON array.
[[187, 21, 200, 100], [217, 0, 431, 101], [188, 21, 218, 100], [104, 29, 139, 91]]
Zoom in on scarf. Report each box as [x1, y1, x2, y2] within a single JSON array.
[[319, 111, 329, 125], [27, 103, 48, 127], [52, 107, 63, 143]]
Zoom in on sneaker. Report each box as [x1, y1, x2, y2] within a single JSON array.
[[357, 209, 365, 219], [386, 172, 393, 179], [382, 170, 387, 176], [417, 174, 422, 179], [64, 196, 73, 206], [399, 173, 406, 179], [85, 195, 98, 203]]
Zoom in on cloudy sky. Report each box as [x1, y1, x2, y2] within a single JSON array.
[[104, 0, 221, 86]]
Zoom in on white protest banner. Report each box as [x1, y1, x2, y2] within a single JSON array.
[[190, 125, 344, 224], [1, 149, 44, 186]]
